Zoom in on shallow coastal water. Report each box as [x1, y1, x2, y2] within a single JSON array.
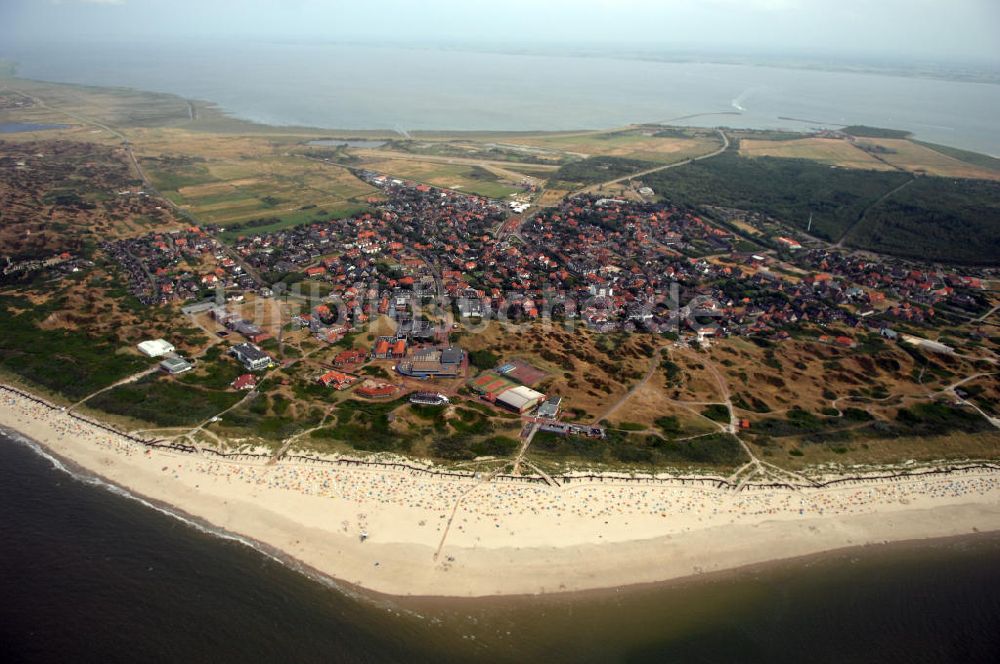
[[0, 122, 70, 133], [5, 41, 1000, 155], [2, 432, 999, 663], [306, 139, 387, 148]]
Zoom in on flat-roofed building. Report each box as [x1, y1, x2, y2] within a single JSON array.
[[231, 343, 273, 371], [537, 396, 562, 419], [138, 339, 175, 358], [159, 356, 193, 374], [496, 385, 545, 414], [396, 346, 465, 378]]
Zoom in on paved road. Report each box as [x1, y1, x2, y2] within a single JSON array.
[[577, 128, 730, 195], [500, 129, 730, 244]]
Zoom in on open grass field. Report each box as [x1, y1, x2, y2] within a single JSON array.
[[354, 156, 523, 198], [352, 147, 556, 178], [912, 141, 1000, 173], [510, 128, 721, 164], [0, 78, 194, 135], [536, 187, 573, 206], [360, 138, 569, 168], [740, 137, 897, 171], [738, 132, 1000, 181], [856, 138, 1000, 180]]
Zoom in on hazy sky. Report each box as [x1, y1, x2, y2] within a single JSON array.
[[2, 0, 999, 64]]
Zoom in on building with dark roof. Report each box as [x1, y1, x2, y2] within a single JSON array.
[[231, 343, 273, 371]]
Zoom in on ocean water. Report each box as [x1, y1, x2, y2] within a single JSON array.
[[2, 431, 1000, 664], [4, 41, 1000, 156]]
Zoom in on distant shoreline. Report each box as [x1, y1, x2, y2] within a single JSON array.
[[3, 382, 999, 598], [4, 43, 999, 155]]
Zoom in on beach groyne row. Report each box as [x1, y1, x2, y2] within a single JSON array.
[[3, 384, 998, 492]]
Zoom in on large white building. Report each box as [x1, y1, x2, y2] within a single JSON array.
[[496, 385, 545, 414], [137, 339, 175, 358]]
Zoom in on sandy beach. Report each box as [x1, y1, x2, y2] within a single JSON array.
[[2, 383, 999, 597]]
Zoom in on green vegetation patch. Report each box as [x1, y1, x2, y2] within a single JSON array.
[[219, 398, 322, 440], [847, 176, 1000, 265], [531, 428, 746, 469], [431, 434, 518, 460], [701, 404, 731, 423], [218, 204, 370, 241], [842, 126, 912, 139], [652, 433, 745, 467], [532, 430, 608, 461], [468, 349, 500, 371], [551, 156, 655, 188], [88, 375, 242, 427], [310, 398, 412, 453], [893, 402, 992, 436], [644, 152, 911, 241], [142, 155, 217, 191], [0, 297, 149, 400]]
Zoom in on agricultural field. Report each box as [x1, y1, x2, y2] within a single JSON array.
[[139, 148, 378, 227], [0, 78, 384, 236], [912, 141, 1000, 173], [0, 77, 194, 141]]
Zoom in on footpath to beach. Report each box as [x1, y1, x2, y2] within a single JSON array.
[[2, 383, 999, 597]]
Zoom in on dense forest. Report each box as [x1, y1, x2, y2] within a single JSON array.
[[848, 177, 1000, 265], [550, 156, 654, 188], [644, 153, 910, 241], [642, 152, 999, 264]]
